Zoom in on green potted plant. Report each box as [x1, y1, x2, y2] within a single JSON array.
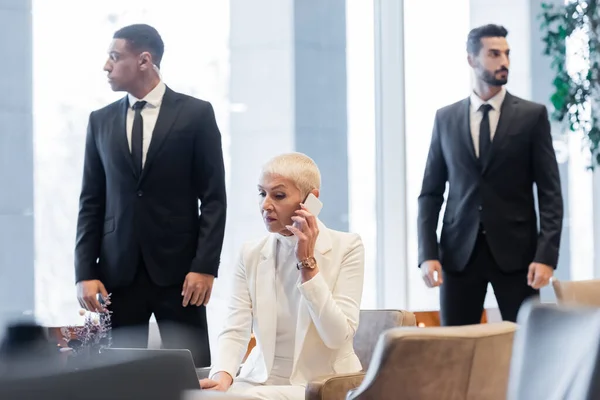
[[540, 0, 600, 168]]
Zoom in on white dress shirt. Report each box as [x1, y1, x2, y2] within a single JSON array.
[[126, 80, 166, 166], [270, 234, 302, 384], [469, 87, 506, 158]]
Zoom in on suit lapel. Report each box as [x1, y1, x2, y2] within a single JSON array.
[[255, 236, 278, 374], [483, 92, 518, 173], [458, 98, 479, 168], [139, 87, 182, 184], [114, 97, 137, 178], [292, 222, 332, 374]]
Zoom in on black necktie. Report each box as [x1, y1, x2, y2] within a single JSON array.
[[479, 104, 493, 165], [131, 100, 147, 177]]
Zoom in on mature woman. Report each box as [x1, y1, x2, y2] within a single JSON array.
[[200, 152, 365, 399]]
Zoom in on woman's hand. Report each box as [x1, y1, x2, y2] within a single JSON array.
[[286, 204, 319, 262], [199, 371, 233, 392]]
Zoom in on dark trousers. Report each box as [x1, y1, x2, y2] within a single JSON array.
[[440, 232, 538, 325], [108, 260, 211, 367]]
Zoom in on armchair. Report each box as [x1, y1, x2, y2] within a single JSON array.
[[305, 309, 416, 400], [345, 322, 516, 400]]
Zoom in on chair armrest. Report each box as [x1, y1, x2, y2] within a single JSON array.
[[305, 372, 366, 400]]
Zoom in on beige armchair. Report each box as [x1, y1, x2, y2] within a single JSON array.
[[552, 278, 600, 307], [305, 309, 416, 400], [345, 322, 517, 400]]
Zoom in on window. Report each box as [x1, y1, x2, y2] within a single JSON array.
[[33, 0, 230, 327], [565, 22, 595, 280], [347, 0, 377, 309], [403, 0, 471, 311]]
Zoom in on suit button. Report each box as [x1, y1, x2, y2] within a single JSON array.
[[478, 206, 483, 211], [137, 190, 143, 197], [482, 230, 487, 235]]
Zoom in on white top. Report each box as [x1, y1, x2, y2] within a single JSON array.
[[469, 87, 507, 158], [270, 233, 301, 384], [209, 220, 364, 386], [126, 80, 166, 166]]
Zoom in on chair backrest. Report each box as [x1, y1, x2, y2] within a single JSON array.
[[552, 279, 600, 307], [349, 321, 517, 400], [353, 309, 416, 370], [508, 300, 600, 400]]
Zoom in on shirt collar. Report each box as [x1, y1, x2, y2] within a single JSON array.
[[275, 232, 298, 248], [128, 80, 166, 109], [470, 86, 506, 112]]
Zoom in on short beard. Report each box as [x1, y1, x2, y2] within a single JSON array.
[[481, 69, 508, 86]]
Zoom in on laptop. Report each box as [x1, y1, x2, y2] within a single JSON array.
[[0, 349, 202, 399], [101, 348, 201, 390]]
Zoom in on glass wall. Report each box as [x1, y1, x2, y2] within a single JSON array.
[[565, 20, 595, 280], [347, 0, 377, 309], [23, 0, 595, 333], [403, 0, 471, 310], [32, 0, 231, 327]]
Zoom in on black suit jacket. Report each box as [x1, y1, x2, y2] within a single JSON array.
[[417, 92, 563, 273], [75, 87, 227, 289]]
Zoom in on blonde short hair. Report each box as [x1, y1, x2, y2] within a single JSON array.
[[261, 152, 321, 197]]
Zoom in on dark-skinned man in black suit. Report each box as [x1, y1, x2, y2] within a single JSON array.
[[75, 24, 227, 366], [418, 24, 563, 325]]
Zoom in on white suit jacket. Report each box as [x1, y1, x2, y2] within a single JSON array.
[[210, 221, 364, 386]]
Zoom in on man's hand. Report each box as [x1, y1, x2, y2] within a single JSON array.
[[421, 260, 443, 288], [527, 262, 554, 289], [76, 280, 109, 312], [182, 272, 215, 307], [199, 371, 233, 391]]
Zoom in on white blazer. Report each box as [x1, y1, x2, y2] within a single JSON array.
[[210, 221, 364, 386]]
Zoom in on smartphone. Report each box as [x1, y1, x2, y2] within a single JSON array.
[[303, 193, 323, 217]]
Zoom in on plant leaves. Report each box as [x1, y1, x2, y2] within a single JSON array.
[[540, 0, 600, 167]]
